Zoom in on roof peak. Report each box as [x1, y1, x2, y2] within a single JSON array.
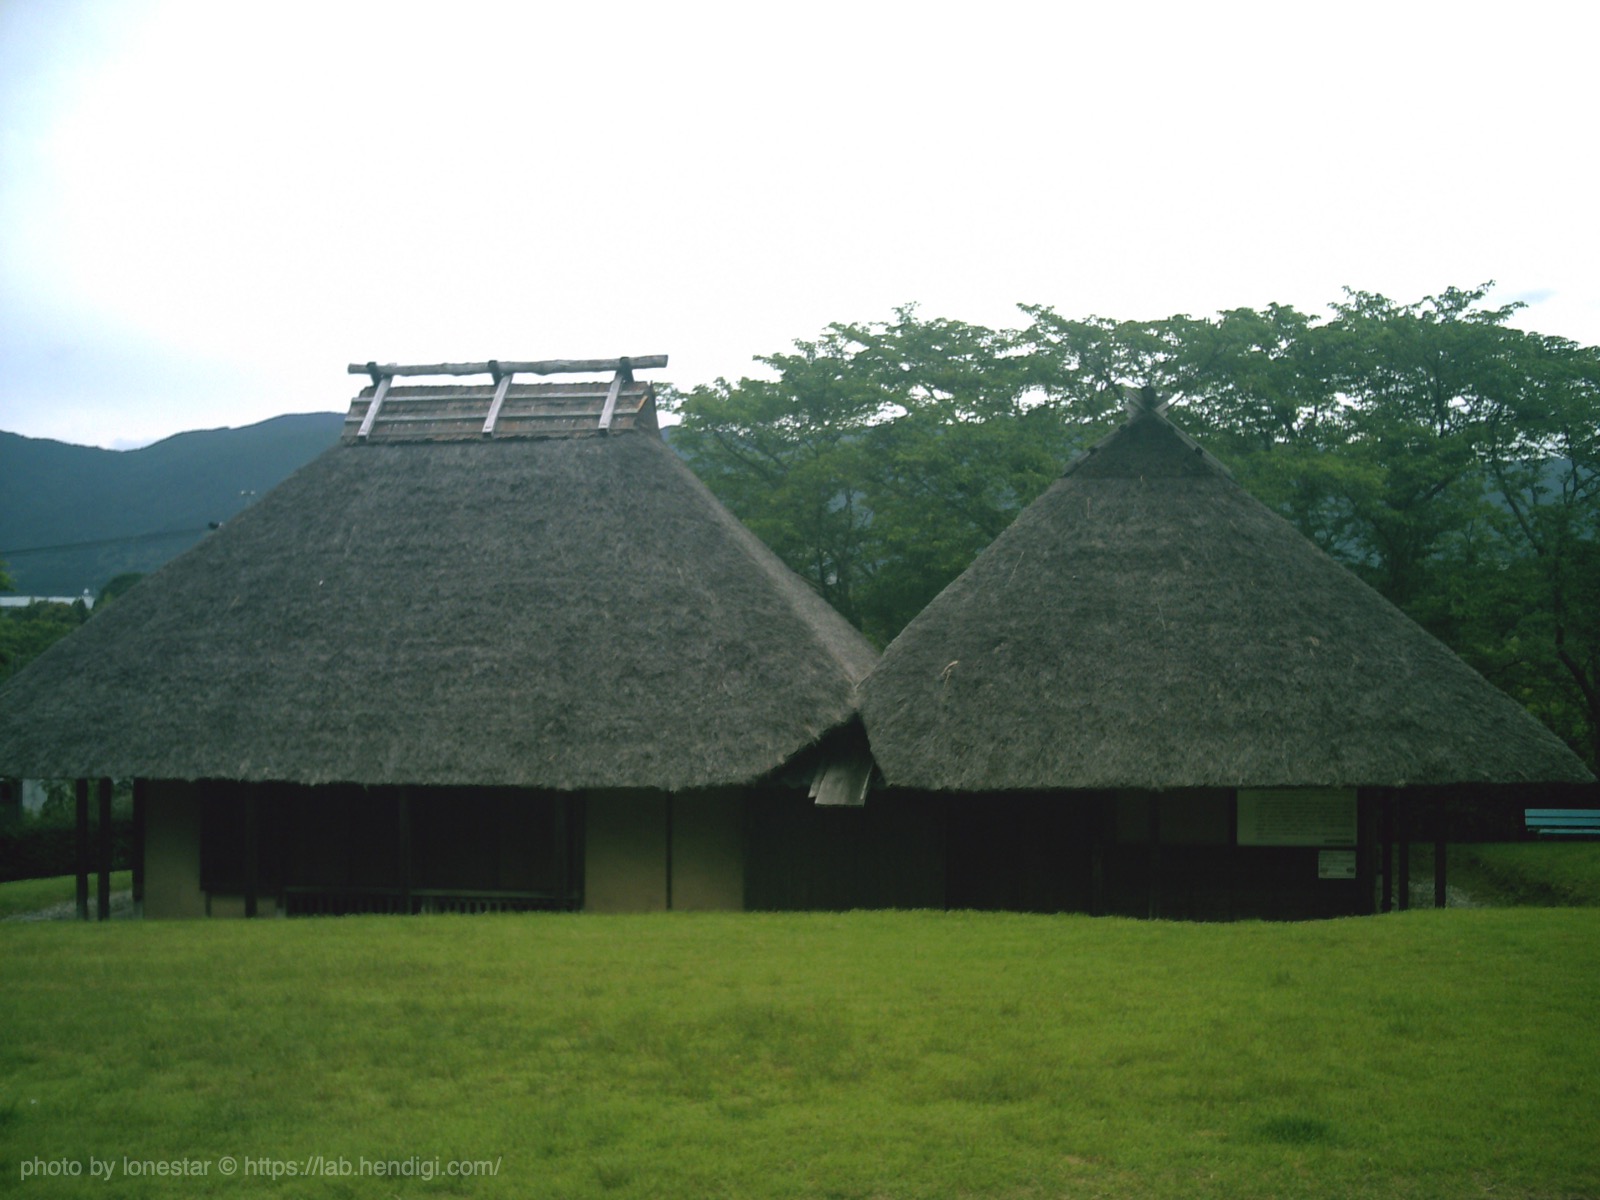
[[1064, 391, 1233, 482], [1121, 383, 1169, 420]]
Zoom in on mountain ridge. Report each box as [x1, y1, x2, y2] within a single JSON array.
[[1, 413, 346, 596]]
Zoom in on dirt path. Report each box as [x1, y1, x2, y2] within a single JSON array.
[[1406, 880, 1482, 908]]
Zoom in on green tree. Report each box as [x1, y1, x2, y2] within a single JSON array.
[[1461, 332, 1600, 765], [670, 308, 1106, 643], [0, 601, 88, 683], [667, 335, 884, 631], [1317, 286, 1521, 607], [1143, 285, 1598, 767], [669, 288, 1597, 767], [94, 572, 144, 609]]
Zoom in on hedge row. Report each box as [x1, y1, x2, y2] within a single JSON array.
[[0, 816, 133, 883]]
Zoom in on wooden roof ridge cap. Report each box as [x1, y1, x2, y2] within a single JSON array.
[[349, 355, 669, 381], [1058, 389, 1236, 482], [345, 356, 666, 441]]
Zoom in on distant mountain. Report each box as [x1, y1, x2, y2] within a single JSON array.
[[0, 413, 345, 596]]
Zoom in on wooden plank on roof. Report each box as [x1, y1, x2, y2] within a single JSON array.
[[348, 355, 667, 378], [598, 371, 625, 432], [346, 376, 656, 443], [365, 411, 494, 425], [356, 374, 392, 440], [483, 372, 515, 436]]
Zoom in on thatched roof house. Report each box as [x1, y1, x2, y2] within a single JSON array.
[[861, 398, 1591, 791], [857, 394, 1592, 918], [0, 359, 879, 917]]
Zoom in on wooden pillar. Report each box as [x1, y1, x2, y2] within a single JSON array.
[[243, 790, 259, 919], [1396, 798, 1411, 912], [1434, 835, 1448, 909], [1147, 795, 1162, 920], [569, 794, 586, 910], [398, 789, 412, 914], [96, 777, 113, 921], [939, 793, 952, 912], [553, 793, 570, 908], [665, 793, 675, 912], [74, 778, 90, 921], [131, 779, 146, 917], [1090, 797, 1106, 917], [1357, 790, 1378, 915], [1380, 793, 1395, 914]]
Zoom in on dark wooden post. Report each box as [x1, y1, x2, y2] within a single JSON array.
[[553, 793, 569, 909], [398, 789, 412, 914], [1434, 835, 1448, 909], [1147, 795, 1162, 920], [1090, 797, 1107, 918], [1380, 793, 1395, 913], [74, 779, 90, 921], [571, 794, 587, 911], [664, 794, 675, 912], [1357, 790, 1378, 915], [96, 778, 113, 921], [1396, 798, 1410, 912], [243, 790, 259, 919], [131, 779, 146, 917]]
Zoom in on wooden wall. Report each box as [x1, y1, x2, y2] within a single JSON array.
[[581, 789, 745, 913], [745, 787, 1374, 920], [744, 788, 945, 910], [139, 779, 1379, 920]]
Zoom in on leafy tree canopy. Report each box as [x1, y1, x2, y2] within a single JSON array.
[[667, 286, 1600, 768], [0, 601, 89, 684], [670, 308, 1120, 644]]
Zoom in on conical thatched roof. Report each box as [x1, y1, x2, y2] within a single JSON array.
[[0, 383, 877, 791], [860, 404, 1594, 791]]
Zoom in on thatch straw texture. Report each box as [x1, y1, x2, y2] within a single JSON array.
[[861, 410, 1594, 791], [0, 433, 877, 790]]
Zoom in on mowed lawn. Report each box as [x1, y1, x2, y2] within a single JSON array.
[[1456, 841, 1600, 906], [2, 908, 1597, 1200]]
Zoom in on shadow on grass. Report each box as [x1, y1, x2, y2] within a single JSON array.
[[1255, 1115, 1337, 1146]]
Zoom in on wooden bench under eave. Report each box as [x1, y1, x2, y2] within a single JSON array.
[[1525, 808, 1600, 837]]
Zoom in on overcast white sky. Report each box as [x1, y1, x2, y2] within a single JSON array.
[[2, 0, 1596, 449]]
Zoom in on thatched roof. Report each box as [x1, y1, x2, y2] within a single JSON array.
[[860, 404, 1595, 791], [0, 386, 877, 791]]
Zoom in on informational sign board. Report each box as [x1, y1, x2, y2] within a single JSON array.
[[1237, 788, 1357, 847], [1318, 850, 1358, 879]]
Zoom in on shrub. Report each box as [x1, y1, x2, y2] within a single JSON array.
[[0, 781, 133, 882]]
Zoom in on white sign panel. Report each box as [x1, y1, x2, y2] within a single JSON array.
[[1237, 788, 1357, 847]]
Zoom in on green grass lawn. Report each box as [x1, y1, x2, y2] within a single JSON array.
[[1454, 841, 1600, 906], [0, 872, 131, 919], [3, 908, 1597, 1199]]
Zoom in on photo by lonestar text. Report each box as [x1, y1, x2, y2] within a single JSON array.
[[17, 1155, 504, 1182]]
